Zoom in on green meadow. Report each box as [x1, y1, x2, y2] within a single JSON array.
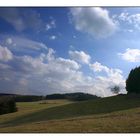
[[0, 95, 140, 133]]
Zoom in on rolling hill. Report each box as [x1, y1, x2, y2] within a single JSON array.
[[0, 94, 140, 132]]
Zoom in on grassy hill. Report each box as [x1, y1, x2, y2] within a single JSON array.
[[0, 94, 140, 132]]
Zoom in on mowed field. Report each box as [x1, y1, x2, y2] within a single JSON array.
[[0, 95, 140, 133]]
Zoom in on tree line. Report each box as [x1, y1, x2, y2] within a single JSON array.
[[46, 92, 100, 101]]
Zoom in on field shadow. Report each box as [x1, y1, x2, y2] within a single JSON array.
[[1, 95, 140, 128]]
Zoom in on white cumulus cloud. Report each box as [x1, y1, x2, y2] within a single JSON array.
[[118, 48, 140, 62], [113, 12, 140, 31], [70, 7, 117, 38], [89, 61, 125, 89], [69, 50, 91, 64], [0, 38, 125, 97], [89, 61, 109, 72]]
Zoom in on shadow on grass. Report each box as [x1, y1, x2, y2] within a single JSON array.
[[1, 94, 140, 128]]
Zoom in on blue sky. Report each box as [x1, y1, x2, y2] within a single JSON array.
[[0, 7, 140, 96]]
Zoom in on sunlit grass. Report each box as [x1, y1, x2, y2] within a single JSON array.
[[0, 95, 140, 132], [0, 107, 140, 133], [0, 99, 72, 125]]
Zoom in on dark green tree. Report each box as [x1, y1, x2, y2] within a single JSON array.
[[126, 66, 140, 94], [0, 96, 17, 115]]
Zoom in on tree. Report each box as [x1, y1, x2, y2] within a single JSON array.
[[126, 66, 140, 94], [110, 86, 120, 94], [0, 96, 17, 115]]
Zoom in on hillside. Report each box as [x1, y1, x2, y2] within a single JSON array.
[[0, 94, 140, 132], [1, 107, 140, 133]]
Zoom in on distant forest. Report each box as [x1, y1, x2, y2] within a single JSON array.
[[0, 92, 100, 102], [46, 92, 100, 101]]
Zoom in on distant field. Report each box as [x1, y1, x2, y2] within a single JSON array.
[[0, 95, 140, 133]]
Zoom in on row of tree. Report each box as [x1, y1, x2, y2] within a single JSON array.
[[46, 92, 100, 101], [0, 92, 99, 103], [15, 95, 43, 102]]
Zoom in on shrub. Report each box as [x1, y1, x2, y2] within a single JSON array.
[[110, 86, 120, 94], [0, 96, 17, 115]]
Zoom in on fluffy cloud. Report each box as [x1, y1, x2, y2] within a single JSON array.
[[0, 47, 83, 95], [0, 45, 13, 62], [43, 48, 55, 61], [0, 41, 125, 97], [89, 61, 109, 72], [0, 48, 125, 96], [89, 61, 125, 89], [70, 7, 117, 38], [113, 12, 140, 31], [69, 50, 91, 64], [117, 12, 129, 21], [118, 48, 140, 62]]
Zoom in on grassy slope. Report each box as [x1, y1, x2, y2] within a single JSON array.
[[1, 107, 140, 133], [0, 95, 140, 132], [0, 100, 72, 127]]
